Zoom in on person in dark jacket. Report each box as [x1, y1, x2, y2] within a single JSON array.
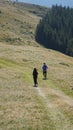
[[33, 68, 38, 87]]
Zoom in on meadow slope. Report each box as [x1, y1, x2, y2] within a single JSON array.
[[0, 1, 73, 130], [0, 42, 73, 130], [0, 0, 48, 46]]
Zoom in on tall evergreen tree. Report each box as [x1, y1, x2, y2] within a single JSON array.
[[35, 5, 73, 56]]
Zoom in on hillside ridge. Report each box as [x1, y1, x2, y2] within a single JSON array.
[[0, 0, 48, 46], [0, 1, 73, 129]]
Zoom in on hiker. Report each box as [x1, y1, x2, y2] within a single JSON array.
[[42, 63, 48, 79], [32, 68, 38, 87]]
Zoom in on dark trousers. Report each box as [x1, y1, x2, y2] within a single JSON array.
[[33, 76, 37, 85], [43, 71, 47, 79]]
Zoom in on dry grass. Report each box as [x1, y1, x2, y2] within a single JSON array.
[[0, 1, 73, 130], [0, 42, 73, 130], [0, 0, 41, 46]]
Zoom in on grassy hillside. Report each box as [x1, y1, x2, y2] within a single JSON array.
[[0, 0, 48, 45], [0, 1, 73, 130]]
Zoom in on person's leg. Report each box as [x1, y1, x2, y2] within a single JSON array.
[[43, 71, 47, 79], [35, 77, 38, 86], [33, 77, 35, 86], [43, 71, 45, 78], [33, 77, 37, 87], [45, 71, 47, 79]]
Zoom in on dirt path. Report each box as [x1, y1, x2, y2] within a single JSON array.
[[35, 87, 73, 130]]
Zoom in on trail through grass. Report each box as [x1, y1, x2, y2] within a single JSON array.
[[0, 2, 73, 129], [0, 42, 73, 130], [35, 86, 73, 130]]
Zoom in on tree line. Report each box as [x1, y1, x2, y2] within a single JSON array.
[[35, 5, 73, 56]]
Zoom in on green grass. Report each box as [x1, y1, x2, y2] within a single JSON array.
[[0, 1, 73, 130], [0, 58, 18, 67], [0, 42, 73, 130]]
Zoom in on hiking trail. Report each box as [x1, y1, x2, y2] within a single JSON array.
[[35, 86, 73, 130]]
